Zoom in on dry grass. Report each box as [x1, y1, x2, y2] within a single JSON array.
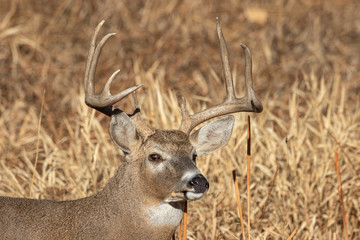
[[1, 0, 359, 239]]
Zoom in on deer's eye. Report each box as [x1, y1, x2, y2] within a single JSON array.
[[148, 153, 163, 162], [192, 154, 197, 162]]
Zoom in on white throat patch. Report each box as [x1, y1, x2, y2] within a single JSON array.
[[147, 203, 184, 227]]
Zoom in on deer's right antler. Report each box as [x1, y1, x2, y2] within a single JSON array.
[[179, 18, 263, 135], [84, 21, 155, 138], [84, 20, 143, 116]]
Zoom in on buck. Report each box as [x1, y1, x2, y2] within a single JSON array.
[[0, 18, 262, 239]]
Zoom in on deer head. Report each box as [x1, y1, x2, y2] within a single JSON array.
[[84, 18, 262, 213]]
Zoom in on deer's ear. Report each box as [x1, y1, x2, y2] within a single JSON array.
[[109, 111, 140, 154], [189, 116, 234, 156]]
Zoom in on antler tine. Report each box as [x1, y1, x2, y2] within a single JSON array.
[[179, 18, 263, 135], [216, 17, 236, 101], [84, 20, 143, 116], [241, 43, 262, 110]]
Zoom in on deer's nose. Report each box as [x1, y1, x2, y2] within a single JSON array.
[[187, 174, 209, 193]]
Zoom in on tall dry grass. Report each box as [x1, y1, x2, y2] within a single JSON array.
[[1, 0, 359, 239]]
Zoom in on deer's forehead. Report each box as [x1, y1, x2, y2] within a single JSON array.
[[144, 130, 193, 151]]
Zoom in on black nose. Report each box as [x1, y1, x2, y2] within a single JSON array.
[[187, 174, 209, 193]]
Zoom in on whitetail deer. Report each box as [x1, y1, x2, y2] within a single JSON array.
[[0, 18, 262, 240]]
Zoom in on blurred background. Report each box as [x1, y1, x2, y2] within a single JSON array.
[[0, 0, 359, 239]]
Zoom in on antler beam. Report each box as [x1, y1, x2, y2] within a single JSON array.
[[179, 18, 263, 135]]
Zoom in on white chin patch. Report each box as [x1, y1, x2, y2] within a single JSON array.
[[147, 203, 184, 227], [185, 192, 204, 200]]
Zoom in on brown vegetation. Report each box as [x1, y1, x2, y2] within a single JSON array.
[[1, 0, 359, 239]]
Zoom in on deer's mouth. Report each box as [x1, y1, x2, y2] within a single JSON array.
[[184, 191, 205, 200], [165, 191, 205, 202]]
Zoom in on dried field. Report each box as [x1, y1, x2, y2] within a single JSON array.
[[0, 0, 359, 239]]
